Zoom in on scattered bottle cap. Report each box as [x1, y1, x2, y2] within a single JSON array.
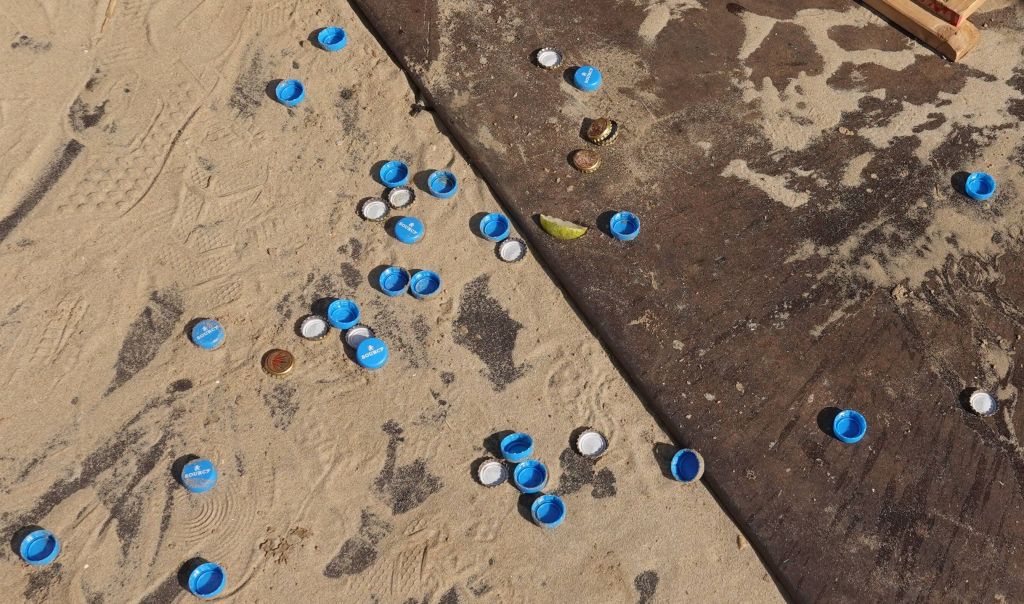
[[387, 186, 416, 209], [317, 26, 348, 52], [477, 459, 508, 487], [274, 79, 305, 107], [969, 391, 999, 416], [356, 337, 389, 369], [609, 211, 640, 241], [394, 216, 425, 244], [570, 149, 601, 173], [534, 47, 564, 69], [670, 448, 704, 483], [344, 324, 374, 348], [965, 172, 996, 201], [180, 459, 218, 493], [585, 118, 613, 144], [262, 349, 295, 377], [378, 266, 410, 296], [187, 561, 227, 599], [575, 429, 608, 459], [378, 160, 410, 187], [327, 299, 361, 330], [512, 459, 548, 493], [596, 120, 619, 146], [496, 238, 527, 263], [299, 315, 329, 340], [191, 319, 226, 350], [531, 494, 566, 528], [359, 197, 389, 222], [573, 65, 602, 92], [499, 432, 534, 462], [479, 213, 511, 242], [832, 409, 867, 444], [19, 529, 60, 565], [427, 170, 458, 199], [409, 270, 442, 299]]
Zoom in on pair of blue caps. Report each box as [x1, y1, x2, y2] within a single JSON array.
[[19, 530, 227, 599], [325, 299, 388, 369], [272, 26, 348, 107], [498, 432, 565, 528], [379, 267, 442, 299], [378, 160, 458, 199]]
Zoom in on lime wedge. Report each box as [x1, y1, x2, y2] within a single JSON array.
[[539, 214, 588, 240]]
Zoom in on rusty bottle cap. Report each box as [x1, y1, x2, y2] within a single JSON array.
[[585, 118, 613, 144], [571, 149, 602, 173], [262, 349, 295, 377]]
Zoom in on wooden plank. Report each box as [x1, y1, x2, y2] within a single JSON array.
[[862, 0, 980, 61], [911, 0, 988, 26]]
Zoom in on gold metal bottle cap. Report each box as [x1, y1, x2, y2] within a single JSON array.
[[585, 118, 613, 144], [571, 149, 601, 173], [262, 349, 295, 376], [596, 120, 619, 146]]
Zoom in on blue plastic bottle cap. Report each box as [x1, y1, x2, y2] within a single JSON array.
[[344, 324, 374, 348], [670, 448, 704, 483], [317, 26, 348, 51], [181, 459, 218, 493], [512, 459, 548, 493], [427, 170, 458, 199], [965, 172, 996, 201], [327, 299, 360, 330], [356, 337, 389, 369], [499, 432, 534, 462], [574, 66, 602, 92], [378, 266, 410, 296], [531, 494, 566, 529], [188, 562, 227, 599], [394, 216, 425, 244], [275, 79, 305, 107], [409, 270, 442, 299], [833, 410, 867, 444], [379, 160, 410, 188], [191, 319, 225, 350], [609, 211, 640, 241], [479, 213, 511, 242], [19, 529, 60, 565]]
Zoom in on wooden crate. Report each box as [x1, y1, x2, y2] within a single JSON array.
[[862, 0, 986, 62]]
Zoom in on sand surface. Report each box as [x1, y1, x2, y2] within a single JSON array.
[[0, 1, 780, 602]]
